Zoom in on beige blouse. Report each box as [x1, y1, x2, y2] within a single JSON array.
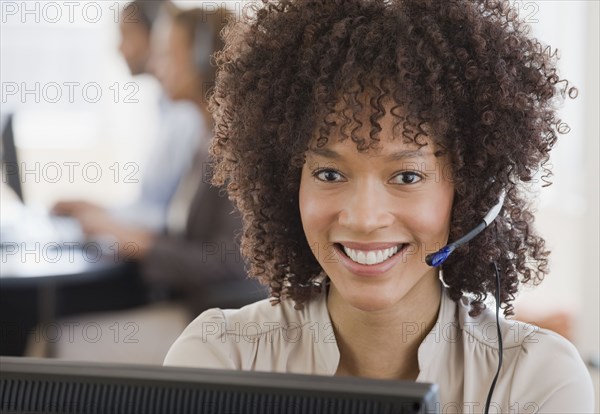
[[164, 282, 594, 413]]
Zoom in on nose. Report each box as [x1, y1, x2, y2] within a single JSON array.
[[337, 180, 395, 234]]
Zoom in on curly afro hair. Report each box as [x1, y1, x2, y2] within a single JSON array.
[[209, 0, 576, 317]]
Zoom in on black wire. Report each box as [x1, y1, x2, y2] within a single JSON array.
[[484, 262, 503, 414]]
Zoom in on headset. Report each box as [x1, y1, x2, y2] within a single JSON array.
[[425, 190, 506, 267], [192, 18, 215, 75], [426, 189, 506, 414]]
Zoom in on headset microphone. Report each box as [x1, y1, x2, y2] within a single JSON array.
[[425, 189, 506, 414], [425, 190, 506, 267]]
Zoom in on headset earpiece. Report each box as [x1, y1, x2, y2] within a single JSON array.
[[192, 21, 214, 75]]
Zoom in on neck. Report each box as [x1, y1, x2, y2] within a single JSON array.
[[328, 273, 442, 381]]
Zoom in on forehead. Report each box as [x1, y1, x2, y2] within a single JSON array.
[[120, 19, 143, 31], [307, 136, 436, 161]]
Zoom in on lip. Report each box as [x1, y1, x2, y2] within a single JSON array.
[[333, 243, 409, 276]]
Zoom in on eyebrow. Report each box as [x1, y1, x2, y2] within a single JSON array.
[[307, 147, 428, 161]]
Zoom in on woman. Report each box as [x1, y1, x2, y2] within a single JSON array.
[[165, 0, 594, 411]]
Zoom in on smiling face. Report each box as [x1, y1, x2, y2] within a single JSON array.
[[299, 112, 455, 313]]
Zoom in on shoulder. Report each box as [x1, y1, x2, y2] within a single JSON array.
[[456, 296, 538, 350], [164, 100, 203, 124], [164, 307, 234, 369], [162, 101, 205, 143], [164, 295, 326, 370], [507, 326, 595, 412], [163, 298, 278, 369], [456, 297, 594, 412]]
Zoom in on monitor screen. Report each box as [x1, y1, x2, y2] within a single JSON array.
[[0, 357, 439, 414], [1, 114, 23, 202]]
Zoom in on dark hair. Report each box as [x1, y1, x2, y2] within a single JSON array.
[[209, 0, 576, 317], [123, 0, 164, 31], [169, 5, 232, 89]]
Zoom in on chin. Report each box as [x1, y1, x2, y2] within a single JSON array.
[[343, 289, 402, 313]]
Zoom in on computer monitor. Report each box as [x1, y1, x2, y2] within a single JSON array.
[[1, 114, 23, 202], [0, 357, 439, 414]]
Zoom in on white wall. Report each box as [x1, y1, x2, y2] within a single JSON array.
[[1, 0, 161, 208], [511, 0, 599, 362]]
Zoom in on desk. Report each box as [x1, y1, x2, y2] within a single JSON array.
[[1, 243, 128, 283], [0, 244, 148, 356], [0, 197, 150, 355]]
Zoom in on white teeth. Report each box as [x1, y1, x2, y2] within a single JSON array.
[[366, 251, 377, 265], [342, 245, 402, 266], [357, 251, 366, 264]]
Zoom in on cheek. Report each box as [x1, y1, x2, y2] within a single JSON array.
[[409, 192, 454, 243]]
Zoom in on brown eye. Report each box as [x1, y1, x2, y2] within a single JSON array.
[[313, 169, 344, 182], [391, 172, 423, 185]]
